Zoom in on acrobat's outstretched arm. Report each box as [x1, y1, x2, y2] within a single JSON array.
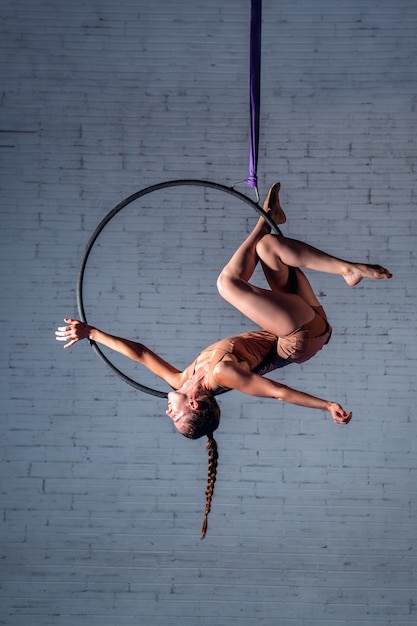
[[213, 360, 352, 425], [55, 319, 182, 389]]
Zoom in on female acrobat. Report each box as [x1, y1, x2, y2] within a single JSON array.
[[56, 182, 392, 537]]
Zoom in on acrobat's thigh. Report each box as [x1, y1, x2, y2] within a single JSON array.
[[217, 272, 315, 338], [257, 235, 321, 307]]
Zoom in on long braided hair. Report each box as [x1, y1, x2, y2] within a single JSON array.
[[181, 393, 220, 539], [201, 435, 218, 539]]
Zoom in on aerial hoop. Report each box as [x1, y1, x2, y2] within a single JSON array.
[[77, 178, 282, 398]]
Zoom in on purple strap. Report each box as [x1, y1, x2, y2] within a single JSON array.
[[245, 0, 262, 192]]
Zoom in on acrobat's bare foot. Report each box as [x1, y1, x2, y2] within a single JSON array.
[[263, 182, 287, 225], [343, 263, 393, 287]]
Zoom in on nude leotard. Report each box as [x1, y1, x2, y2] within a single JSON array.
[[184, 306, 332, 395]]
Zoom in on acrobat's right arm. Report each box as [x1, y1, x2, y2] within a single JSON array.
[[55, 318, 182, 388]]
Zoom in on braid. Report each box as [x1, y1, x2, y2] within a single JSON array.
[[174, 390, 220, 538], [201, 435, 219, 539]]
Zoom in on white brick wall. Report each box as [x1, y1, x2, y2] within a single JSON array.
[[1, 0, 416, 624]]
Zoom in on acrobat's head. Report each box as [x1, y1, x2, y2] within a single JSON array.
[[181, 394, 220, 440], [166, 390, 220, 439]]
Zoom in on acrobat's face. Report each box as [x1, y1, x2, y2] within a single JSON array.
[[166, 391, 197, 434]]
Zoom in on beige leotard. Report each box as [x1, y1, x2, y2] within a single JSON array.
[[184, 306, 332, 394], [277, 305, 332, 363]]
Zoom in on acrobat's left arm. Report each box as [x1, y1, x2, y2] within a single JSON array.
[[213, 361, 352, 425]]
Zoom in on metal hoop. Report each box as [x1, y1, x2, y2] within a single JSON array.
[[77, 179, 281, 397]]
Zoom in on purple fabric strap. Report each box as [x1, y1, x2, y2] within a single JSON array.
[[244, 0, 262, 191]]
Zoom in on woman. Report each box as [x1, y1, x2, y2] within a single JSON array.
[[56, 182, 392, 537]]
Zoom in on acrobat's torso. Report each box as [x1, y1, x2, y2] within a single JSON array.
[[182, 305, 331, 394]]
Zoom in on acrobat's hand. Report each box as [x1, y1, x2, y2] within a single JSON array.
[[328, 402, 352, 425], [55, 318, 92, 349]]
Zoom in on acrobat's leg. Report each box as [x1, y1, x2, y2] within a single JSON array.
[[217, 187, 315, 337], [218, 182, 287, 284], [217, 259, 315, 337], [256, 234, 392, 287]]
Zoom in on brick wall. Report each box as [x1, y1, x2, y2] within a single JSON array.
[[1, 0, 416, 624]]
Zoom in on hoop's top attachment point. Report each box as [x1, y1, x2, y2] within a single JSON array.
[[77, 179, 281, 398]]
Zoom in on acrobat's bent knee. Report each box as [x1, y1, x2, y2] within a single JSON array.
[[256, 233, 282, 261], [216, 269, 230, 299]]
